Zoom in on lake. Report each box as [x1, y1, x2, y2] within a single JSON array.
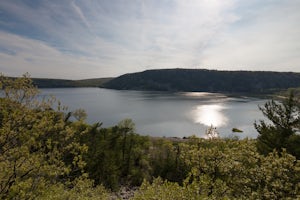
[[40, 88, 267, 138]]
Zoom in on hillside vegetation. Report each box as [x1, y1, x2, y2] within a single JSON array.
[[31, 77, 113, 88], [1, 74, 300, 199], [103, 69, 300, 93]]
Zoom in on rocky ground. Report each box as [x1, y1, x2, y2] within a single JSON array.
[[110, 186, 138, 200]]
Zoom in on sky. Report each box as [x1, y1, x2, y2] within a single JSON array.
[[0, 0, 299, 79]]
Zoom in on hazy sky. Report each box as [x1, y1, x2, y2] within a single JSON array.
[[0, 0, 299, 79]]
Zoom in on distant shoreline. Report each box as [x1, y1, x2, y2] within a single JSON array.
[[9, 69, 300, 97]]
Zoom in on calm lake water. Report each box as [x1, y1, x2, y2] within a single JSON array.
[[40, 88, 267, 138]]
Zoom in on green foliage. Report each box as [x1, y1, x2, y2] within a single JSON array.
[[81, 119, 151, 191], [132, 177, 204, 200], [255, 92, 300, 158], [0, 74, 108, 199], [278, 87, 300, 99], [0, 73, 39, 105], [80, 120, 190, 191], [149, 138, 189, 184], [2, 74, 300, 199], [134, 138, 300, 199], [38, 177, 109, 200]]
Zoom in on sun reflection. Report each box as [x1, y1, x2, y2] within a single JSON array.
[[192, 104, 228, 127]]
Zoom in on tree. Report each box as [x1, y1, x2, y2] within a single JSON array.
[[0, 74, 107, 199], [133, 138, 300, 199], [81, 119, 151, 190], [255, 92, 300, 158]]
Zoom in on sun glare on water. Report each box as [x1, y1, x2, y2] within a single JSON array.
[[193, 104, 228, 127]]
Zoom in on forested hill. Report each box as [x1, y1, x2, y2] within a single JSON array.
[[103, 69, 300, 93], [31, 77, 112, 88]]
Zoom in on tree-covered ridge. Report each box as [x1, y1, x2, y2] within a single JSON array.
[[32, 77, 113, 88], [103, 69, 300, 93], [2, 77, 113, 88], [1, 74, 300, 199], [1, 77, 113, 88]]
